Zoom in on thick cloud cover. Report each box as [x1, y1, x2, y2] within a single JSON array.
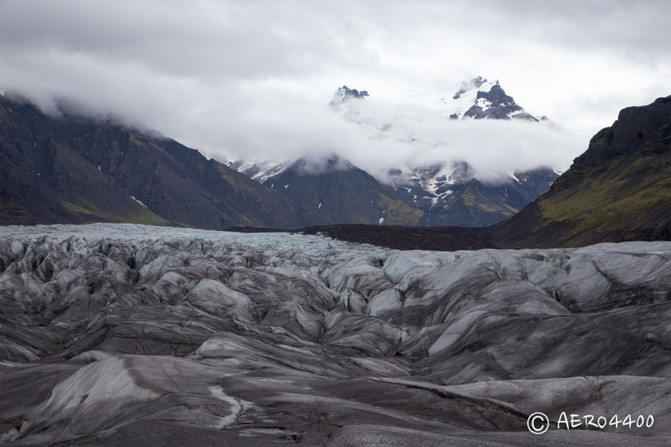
[[1, 0, 669, 176]]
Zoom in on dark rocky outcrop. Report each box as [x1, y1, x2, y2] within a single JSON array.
[[330, 85, 369, 103], [464, 84, 539, 121], [494, 96, 671, 247]]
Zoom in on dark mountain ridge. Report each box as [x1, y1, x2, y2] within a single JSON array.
[[261, 154, 423, 225], [0, 94, 323, 228]]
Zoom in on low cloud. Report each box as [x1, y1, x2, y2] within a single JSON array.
[[204, 88, 585, 181], [326, 104, 582, 181], [0, 0, 668, 181]]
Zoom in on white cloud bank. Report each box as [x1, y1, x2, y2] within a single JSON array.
[[0, 0, 669, 178]]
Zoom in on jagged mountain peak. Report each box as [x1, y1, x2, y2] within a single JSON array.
[[329, 85, 369, 107], [445, 76, 540, 121], [329, 76, 544, 127], [329, 85, 371, 122]]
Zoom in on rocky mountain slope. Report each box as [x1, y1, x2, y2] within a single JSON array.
[[1, 224, 670, 445], [495, 95, 671, 247], [0, 94, 323, 229], [387, 162, 559, 227], [258, 155, 422, 225]]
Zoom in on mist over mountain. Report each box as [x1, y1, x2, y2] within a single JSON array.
[[323, 77, 573, 181], [2, 83, 669, 236], [228, 78, 562, 227], [0, 86, 559, 229]]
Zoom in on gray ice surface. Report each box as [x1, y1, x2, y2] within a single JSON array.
[[0, 224, 670, 445]]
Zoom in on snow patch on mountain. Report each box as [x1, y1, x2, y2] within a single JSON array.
[[130, 196, 148, 208], [226, 159, 292, 183], [381, 160, 474, 207]]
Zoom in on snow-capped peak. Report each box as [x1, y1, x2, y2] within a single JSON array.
[[329, 76, 542, 128], [442, 77, 501, 120]]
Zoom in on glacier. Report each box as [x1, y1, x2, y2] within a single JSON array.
[[0, 224, 670, 445]]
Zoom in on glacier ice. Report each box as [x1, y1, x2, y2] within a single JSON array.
[[0, 224, 670, 445]]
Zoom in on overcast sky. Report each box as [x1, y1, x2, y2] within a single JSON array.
[[1, 0, 670, 178]]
